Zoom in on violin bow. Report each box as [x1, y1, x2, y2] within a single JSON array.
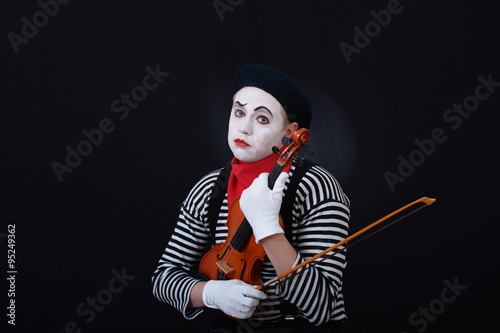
[[257, 196, 436, 290]]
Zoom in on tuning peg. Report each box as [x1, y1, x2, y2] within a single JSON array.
[[282, 137, 293, 146]]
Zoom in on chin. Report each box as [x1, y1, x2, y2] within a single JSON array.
[[233, 153, 256, 163], [230, 147, 256, 163]]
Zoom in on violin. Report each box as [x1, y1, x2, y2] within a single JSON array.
[[198, 128, 311, 285]]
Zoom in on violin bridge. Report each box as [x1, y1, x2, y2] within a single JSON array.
[[216, 261, 234, 276]]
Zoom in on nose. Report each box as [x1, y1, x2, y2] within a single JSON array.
[[238, 118, 252, 135]]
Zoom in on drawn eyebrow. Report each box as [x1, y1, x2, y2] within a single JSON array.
[[234, 101, 273, 116], [254, 106, 273, 116]]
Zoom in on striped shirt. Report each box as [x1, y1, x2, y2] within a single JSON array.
[[152, 160, 350, 326]]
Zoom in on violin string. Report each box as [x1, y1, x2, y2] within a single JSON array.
[[261, 203, 430, 291], [224, 163, 284, 277], [210, 134, 307, 281], [224, 213, 248, 273], [230, 218, 252, 254], [268, 165, 283, 189]]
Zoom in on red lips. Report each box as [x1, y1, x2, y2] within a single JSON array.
[[234, 139, 250, 147]]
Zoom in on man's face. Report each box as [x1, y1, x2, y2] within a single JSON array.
[[228, 87, 296, 163]]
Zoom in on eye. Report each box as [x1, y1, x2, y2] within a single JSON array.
[[234, 109, 245, 117], [256, 115, 269, 124]]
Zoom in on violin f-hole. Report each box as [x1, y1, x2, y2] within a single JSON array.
[[216, 246, 232, 261]]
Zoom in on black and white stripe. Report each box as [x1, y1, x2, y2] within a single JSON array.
[[152, 160, 350, 326]]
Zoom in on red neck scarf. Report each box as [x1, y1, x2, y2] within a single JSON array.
[[227, 149, 292, 209]]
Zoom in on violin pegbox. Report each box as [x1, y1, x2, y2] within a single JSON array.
[[274, 128, 311, 167]]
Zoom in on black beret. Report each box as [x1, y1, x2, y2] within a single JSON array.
[[232, 64, 312, 129]]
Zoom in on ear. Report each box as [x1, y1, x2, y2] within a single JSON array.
[[284, 122, 299, 137]]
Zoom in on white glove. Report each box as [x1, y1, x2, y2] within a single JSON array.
[[240, 172, 288, 243], [202, 279, 267, 319]]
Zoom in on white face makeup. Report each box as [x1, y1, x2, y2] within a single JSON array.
[[227, 87, 298, 163]]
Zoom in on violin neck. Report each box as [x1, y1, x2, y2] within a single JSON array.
[[229, 161, 287, 252], [268, 163, 286, 190]]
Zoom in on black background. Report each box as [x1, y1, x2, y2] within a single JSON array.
[[2, 0, 499, 332]]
